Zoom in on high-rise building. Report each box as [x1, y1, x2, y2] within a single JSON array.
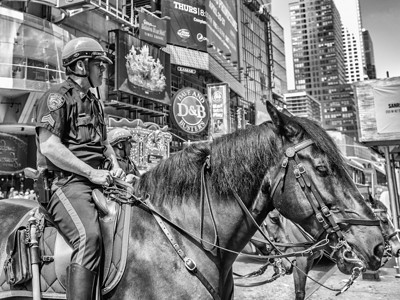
[[241, 0, 287, 124], [284, 91, 321, 123], [290, 0, 346, 93], [362, 28, 376, 80], [289, 0, 358, 139], [270, 15, 288, 102], [333, 0, 366, 83]]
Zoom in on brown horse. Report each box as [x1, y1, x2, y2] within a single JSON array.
[[257, 196, 400, 300], [0, 102, 385, 299]]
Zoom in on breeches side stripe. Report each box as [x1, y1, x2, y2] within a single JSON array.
[[55, 188, 87, 265]]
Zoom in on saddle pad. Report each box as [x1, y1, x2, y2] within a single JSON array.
[[0, 204, 132, 299]]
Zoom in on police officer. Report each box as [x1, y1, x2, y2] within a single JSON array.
[[107, 127, 140, 183], [35, 37, 125, 300]]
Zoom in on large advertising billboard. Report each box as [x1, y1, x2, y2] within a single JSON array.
[[373, 85, 400, 134], [162, 0, 207, 51], [115, 30, 171, 105], [353, 77, 400, 145], [161, 0, 238, 64]]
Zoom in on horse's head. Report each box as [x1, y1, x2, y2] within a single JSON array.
[[266, 102, 385, 275], [367, 195, 400, 258]]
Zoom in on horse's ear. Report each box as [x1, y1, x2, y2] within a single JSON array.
[[368, 193, 376, 206], [266, 101, 302, 140]]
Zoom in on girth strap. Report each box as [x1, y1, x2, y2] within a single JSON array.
[[145, 199, 221, 300]]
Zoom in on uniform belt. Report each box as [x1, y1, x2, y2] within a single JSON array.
[[52, 170, 72, 179]]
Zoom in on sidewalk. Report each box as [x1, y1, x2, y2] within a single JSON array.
[[233, 257, 400, 299], [307, 260, 400, 300]]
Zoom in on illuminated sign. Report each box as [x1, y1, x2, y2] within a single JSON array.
[[162, 0, 207, 51], [177, 66, 196, 74], [171, 87, 209, 134]]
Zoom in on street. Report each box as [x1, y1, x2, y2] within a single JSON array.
[[232, 256, 400, 299]]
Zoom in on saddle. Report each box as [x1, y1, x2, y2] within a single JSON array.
[[0, 189, 132, 299]]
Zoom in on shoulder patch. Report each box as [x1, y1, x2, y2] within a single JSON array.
[[41, 114, 55, 127], [47, 93, 65, 111]]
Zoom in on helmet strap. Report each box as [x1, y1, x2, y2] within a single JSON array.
[[66, 65, 87, 78]]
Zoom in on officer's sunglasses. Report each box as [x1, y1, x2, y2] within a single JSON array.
[[93, 61, 106, 71]]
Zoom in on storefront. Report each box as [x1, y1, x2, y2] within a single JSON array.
[[0, 6, 73, 196]]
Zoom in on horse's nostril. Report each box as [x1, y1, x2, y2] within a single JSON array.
[[374, 243, 385, 258]]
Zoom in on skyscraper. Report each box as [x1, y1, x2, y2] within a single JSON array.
[[289, 0, 358, 139], [334, 0, 366, 83], [362, 28, 376, 80]]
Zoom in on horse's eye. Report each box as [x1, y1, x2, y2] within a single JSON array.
[[316, 165, 329, 175], [270, 217, 279, 224]]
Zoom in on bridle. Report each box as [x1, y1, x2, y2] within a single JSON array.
[[268, 139, 380, 272], [372, 207, 400, 265], [104, 138, 382, 298]]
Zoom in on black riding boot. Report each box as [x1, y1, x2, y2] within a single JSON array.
[[66, 263, 97, 300]]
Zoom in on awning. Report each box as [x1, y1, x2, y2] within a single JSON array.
[[345, 157, 365, 172]]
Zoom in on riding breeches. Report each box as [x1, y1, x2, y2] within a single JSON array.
[[46, 175, 102, 272]]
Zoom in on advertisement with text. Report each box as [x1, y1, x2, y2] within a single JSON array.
[[208, 83, 231, 138]]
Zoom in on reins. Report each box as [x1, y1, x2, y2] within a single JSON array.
[[103, 136, 382, 297]]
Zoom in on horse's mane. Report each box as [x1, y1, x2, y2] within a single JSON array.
[[137, 122, 280, 205], [137, 116, 347, 206]]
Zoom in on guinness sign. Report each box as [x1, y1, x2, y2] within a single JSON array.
[[171, 87, 209, 134]]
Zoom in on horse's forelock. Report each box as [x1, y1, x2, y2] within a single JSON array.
[[291, 116, 346, 171]]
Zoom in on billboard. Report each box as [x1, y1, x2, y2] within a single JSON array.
[[353, 77, 400, 145], [115, 30, 171, 105], [161, 0, 238, 63], [208, 83, 230, 138], [373, 85, 400, 134], [162, 0, 207, 51], [138, 11, 167, 47]]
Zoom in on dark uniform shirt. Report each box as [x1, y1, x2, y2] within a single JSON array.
[[116, 156, 140, 177], [35, 78, 107, 172]]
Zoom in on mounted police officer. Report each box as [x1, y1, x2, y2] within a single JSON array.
[[107, 127, 140, 183], [35, 37, 125, 300]]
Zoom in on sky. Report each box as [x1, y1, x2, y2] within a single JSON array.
[[270, 0, 400, 89]]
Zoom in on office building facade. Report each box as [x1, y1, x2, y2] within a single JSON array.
[[333, 0, 366, 83], [284, 90, 321, 122], [289, 0, 358, 139]]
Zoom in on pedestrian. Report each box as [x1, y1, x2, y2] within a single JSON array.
[[34, 36, 125, 300], [107, 127, 140, 184]]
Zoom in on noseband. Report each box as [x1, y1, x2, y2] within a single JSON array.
[[269, 139, 380, 270]]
